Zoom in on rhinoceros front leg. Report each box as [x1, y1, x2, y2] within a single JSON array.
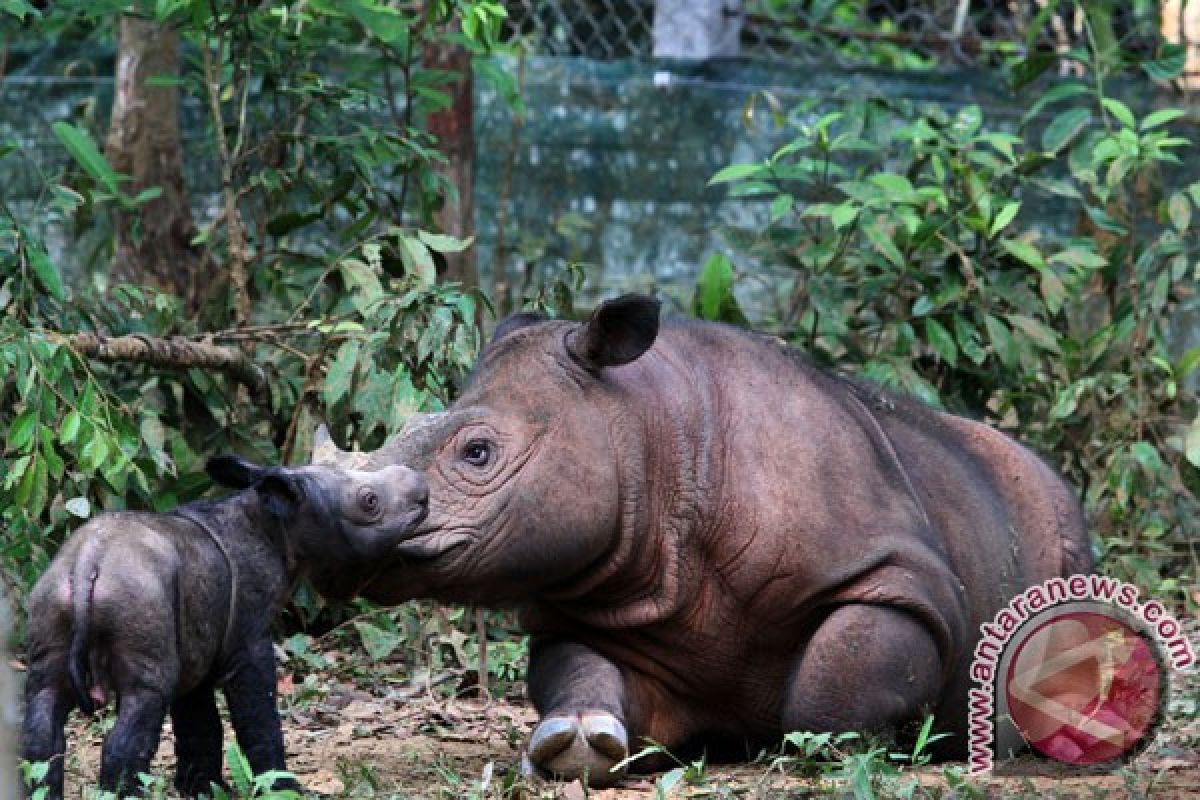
[[222, 636, 304, 793], [782, 604, 943, 741], [170, 684, 228, 797], [525, 638, 630, 787]]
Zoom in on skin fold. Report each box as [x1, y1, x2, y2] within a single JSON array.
[[313, 294, 1092, 785], [22, 458, 427, 799]]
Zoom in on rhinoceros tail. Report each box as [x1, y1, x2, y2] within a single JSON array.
[[68, 544, 101, 715]]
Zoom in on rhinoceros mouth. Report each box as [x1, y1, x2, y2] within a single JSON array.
[[394, 530, 473, 561]]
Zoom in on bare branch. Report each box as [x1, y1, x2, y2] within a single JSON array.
[[65, 332, 269, 406]]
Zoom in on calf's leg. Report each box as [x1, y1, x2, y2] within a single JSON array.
[[99, 688, 168, 795], [223, 637, 301, 791], [782, 604, 943, 741], [21, 672, 72, 800], [171, 685, 228, 797]]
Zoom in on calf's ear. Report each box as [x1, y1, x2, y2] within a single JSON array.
[[257, 472, 306, 520], [206, 455, 265, 488], [567, 293, 660, 371]]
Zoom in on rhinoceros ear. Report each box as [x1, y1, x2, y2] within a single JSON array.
[[206, 455, 265, 489], [567, 294, 660, 371]]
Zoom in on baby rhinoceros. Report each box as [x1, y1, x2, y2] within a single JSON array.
[[22, 456, 428, 799]]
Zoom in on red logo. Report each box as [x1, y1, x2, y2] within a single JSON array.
[[1004, 611, 1164, 765]]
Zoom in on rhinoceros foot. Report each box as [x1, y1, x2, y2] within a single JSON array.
[[526, 711, 628, 787]]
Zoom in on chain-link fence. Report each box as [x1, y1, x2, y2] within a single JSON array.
[[501, 1, 1170, 71]]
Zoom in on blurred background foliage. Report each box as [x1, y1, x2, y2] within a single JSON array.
[[0, 0, 1197, 694]]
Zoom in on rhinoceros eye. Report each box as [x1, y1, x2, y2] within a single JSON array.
[[462, 439, 492, 468], [357, 487, 380, 515]]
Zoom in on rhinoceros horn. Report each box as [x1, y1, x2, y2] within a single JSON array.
[[309, 422, 381, 470], [310, 411, 485, 471]]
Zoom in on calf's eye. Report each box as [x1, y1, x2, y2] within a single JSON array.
[[357, 487, 380, 513]]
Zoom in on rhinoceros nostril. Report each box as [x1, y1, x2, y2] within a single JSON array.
[[408, 479, 430, 509]]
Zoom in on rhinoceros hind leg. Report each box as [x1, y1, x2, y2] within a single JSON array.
[[99, 688, 168, 795], [527, 711, 629, 787], [782, 604, 942, 739], [21, 678, 72, 800]]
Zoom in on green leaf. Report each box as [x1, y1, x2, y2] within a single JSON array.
[[0, 0, 39, 21], [417, 230, 474, 253], [323, 340, 361, 409], [954, 314, 987, 366], [140, 415, 166, 453], [1006, 314, 1061, 354], [989, 201, 1020, 238], [3, 454, 31, 490], [863, 222, 904, 268], [911, 296, 934, 317], [999, 238, 1045, 269], [266, 210, 322, 237], [25, 244, 65, 301], [226, 740, 254, 794], [984, 314, 1017, 368], [7, 408, 38, 452], [1084, 204, 1128, 234], [1024, 82, 1089, 123], [1130, 441, 1163, 473], [51, 121, 121, 193], [925, 318, 957, 367], [1101, 98, 1136, 130], [1010, 52, 1054, 92], [1041, 108, 1090, 153], [1050, 247, 1108, 270], [869, 173, 916, 201], [339, 257, 383, 313], [1168, 192, 1191, 232], [60, 410, 82, 445], [398, 236, 437, 287], [1039, 270, 1067, 314], [1141, 45, 1187, 81], [1140, 108, 1186, 131], [81, 435, 110, 470], [15, 454, 47, 517], [769, 193, 794, 222], [692, 253, 741, 323], [831, 203, 859, 230], [129, 186, 162, 206], [709, 163, 764, 185], [353, 620, 402, 662], [1176, 346, 1200, 379], [1185, 415, 1200, 469], [1050, 384, 1079, 420]]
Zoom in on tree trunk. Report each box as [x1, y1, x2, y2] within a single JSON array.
[[423, 31, 478, 289], [105, 15, 208, 309]]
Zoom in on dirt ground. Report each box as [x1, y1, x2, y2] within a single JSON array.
[[57, 658, 1200, 800]]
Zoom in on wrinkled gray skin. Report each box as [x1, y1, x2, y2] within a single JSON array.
[[314, 294, 1093, 786], [22, 458, 427, 799]]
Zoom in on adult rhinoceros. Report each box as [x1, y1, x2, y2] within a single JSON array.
[[313, 294, 1092, 784]]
